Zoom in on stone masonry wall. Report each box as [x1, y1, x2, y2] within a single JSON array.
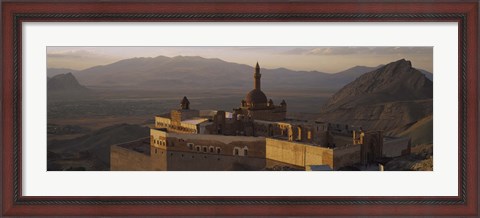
[[265, 138, 333, 169], [111, 145, 166, 171]]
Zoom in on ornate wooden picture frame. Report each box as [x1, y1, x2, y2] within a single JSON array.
[[1, 0, 478, 216]]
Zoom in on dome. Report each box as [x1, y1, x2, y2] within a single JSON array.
[[245, 89, 268, 105]]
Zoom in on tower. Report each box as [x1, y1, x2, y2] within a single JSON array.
[[280, 99, 287, 111], [244, 62, 268, 110], [180, 96, 190, 110], [268, 99, 274, 108], [254, 62, 261, 90]]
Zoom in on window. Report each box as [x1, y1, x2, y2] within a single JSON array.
[[203, 147, 207, 153], [235, 149, 239, 155], [216, 148, 221, 154], [155, 148, 158, 154], [196, 146, 200, 152], [244, 149, 248, 156], [210, 147, 214, 153], [187, 143, 194, 150]]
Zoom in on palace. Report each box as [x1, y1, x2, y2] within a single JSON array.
[[110, 63, 411, 171]]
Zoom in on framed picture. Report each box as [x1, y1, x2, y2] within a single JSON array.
[[2, 0, 478, 216]]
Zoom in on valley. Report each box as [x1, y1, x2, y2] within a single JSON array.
[[47, 56, 434, 171]]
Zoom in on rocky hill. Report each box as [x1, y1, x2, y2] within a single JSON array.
[[318, 59, 433, 134], [48, 72, 95, 102], [48, 72, 89, 93], [47, 68, 79, 77]]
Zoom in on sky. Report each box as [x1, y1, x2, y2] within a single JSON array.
[[47, 46, 433, 73]]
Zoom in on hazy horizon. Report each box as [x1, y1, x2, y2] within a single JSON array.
[[47, 46, 433, 73]]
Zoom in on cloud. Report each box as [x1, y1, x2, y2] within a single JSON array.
[[282, 47, 433, 56], [47, 49, 109, 59], [47, 48, 121, 70]]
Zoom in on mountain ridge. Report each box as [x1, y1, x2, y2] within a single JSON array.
[[47, 56, 432, 92]]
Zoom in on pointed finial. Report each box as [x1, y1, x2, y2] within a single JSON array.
[[181, 96, 190, 110]]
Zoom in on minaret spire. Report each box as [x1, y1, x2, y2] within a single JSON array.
[[180, 96, 190, 110], [254, 62, 261, 90]]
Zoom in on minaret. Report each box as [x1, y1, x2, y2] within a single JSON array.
[[180, 96, 190, 110], [254, 62, 261, 90]]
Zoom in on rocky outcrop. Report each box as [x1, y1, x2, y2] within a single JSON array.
[[48, 72, 89, 92], [318, 59, 433, 133], [323, 59, 431, 110], [318, 99, 432, 134]]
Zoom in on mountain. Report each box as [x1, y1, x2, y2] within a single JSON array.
[[48, 123, 149, 165], [47, 68, 79, 77], [48, 72, 89, 92], [73, 56, 254, 89], [318, 59, 433, 133], [66, 55, 400, 92], [322, 59, 432, 110], [50, 56, 432, 93], [48, 73, 95, 102]]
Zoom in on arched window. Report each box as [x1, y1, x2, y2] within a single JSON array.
[[234, 149, 239, 155], [244, 149, 248, 156]]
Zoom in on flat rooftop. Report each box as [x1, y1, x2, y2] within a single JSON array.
[[182, 118, 209, 125]]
